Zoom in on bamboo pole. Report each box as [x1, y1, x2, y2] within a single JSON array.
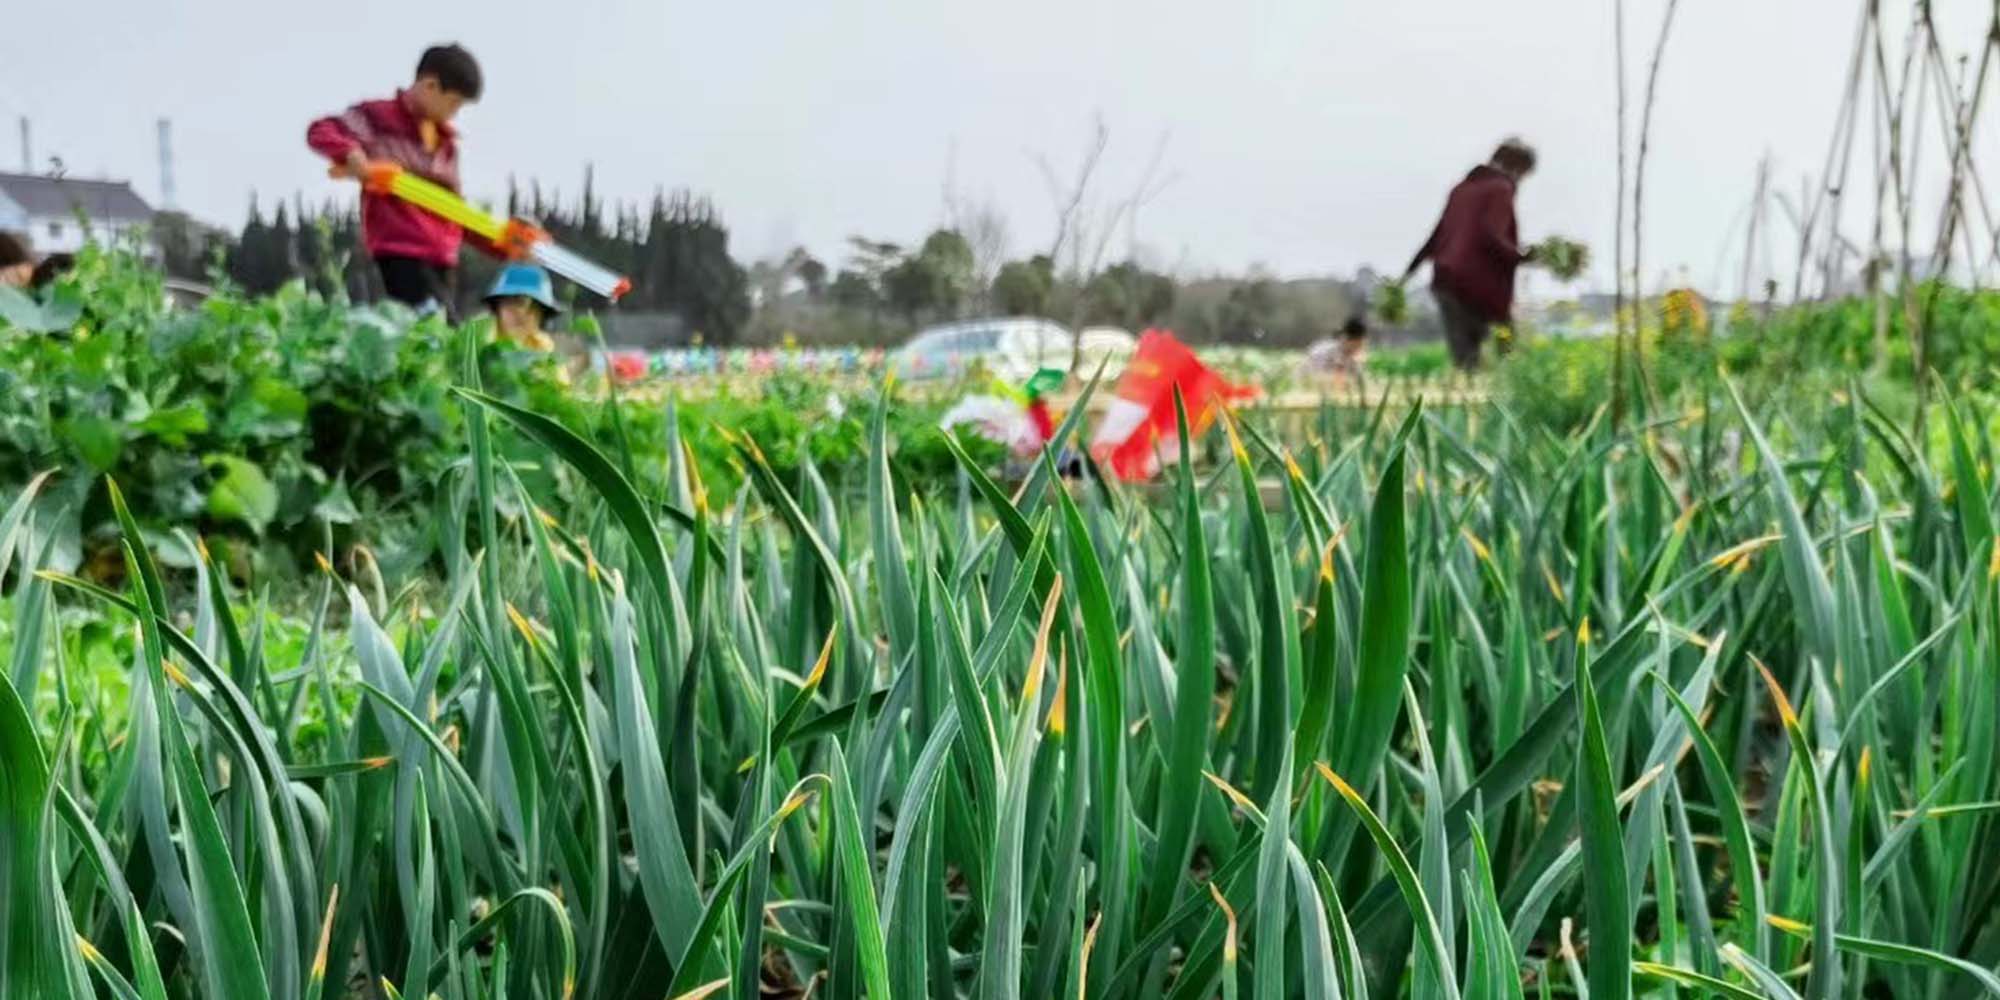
[[1630, 0, 1683, 413], [1913, 4, 1996, 415], [1867, 0, 1893, 373], [1741, 157, 1771, 305], [1793, 1, 1875, 304], [1611, 0, 1632, 429]]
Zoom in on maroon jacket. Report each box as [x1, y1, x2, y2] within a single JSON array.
[[307, 91, 493, 267], [1409, 164, 1526, 322]]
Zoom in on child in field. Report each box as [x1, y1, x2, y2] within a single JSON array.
[[485, 264, 560, 352], [1333, 316, 1369, 378], [307, 43, 504, 319], [940, 368, 1068, 464], [0, 232, 31, 288], [1306, 316, 1369, 379]]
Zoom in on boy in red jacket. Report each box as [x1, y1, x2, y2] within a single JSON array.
[[307, 44, 499, 318]]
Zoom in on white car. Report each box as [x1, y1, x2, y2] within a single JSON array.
[[1074, 326, 1137, 381], [892, 318, 1074, 382]]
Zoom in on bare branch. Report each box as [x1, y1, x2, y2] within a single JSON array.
[[1922, 22, 1996, 279], [1121, 131, 1179, 259], [958, 199, 1012, 307], [1084, 134, 1176, 278], [1031, 113, 1111, 274], [1630, 0, 1683, 408], [1612, 0, 1630, 426], [1791, 0, 1874, 302], [1741, 156, 1771, 303]]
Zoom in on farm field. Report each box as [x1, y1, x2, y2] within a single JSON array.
[[7, 256, 2000, 999]]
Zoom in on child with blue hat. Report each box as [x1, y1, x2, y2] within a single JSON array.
[[485, 263, 562, 351]]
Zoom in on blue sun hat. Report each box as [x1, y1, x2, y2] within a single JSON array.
[[485, 264, 563, 314]]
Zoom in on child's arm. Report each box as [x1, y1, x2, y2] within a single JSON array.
[[306, 107, 371, 177]]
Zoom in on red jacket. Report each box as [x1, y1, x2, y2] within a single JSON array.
[[307, 91, 493, 267], [1409, 164, 1526, 322]]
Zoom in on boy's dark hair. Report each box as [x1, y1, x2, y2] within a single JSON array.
[[417, 44, 483, 100], [1492, 138, 1538, 175], [31, 252, 75, 289], [1340, 316, 1368, 339], [0, 231, 30, 269]]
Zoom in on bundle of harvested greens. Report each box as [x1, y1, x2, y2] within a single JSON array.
[[1374, 280, 1409, 325], [1531, 236, 1591, 281]]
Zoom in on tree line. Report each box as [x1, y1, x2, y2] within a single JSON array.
[[161, 175, 1386, 348]]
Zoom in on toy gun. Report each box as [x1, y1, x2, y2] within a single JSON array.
[[986, 368, 1066, 407], [340, 161, 631, 302]]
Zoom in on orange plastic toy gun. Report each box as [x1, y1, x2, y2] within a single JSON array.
[[341, 161, 632, 302]]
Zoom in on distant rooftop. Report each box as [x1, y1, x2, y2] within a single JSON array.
[[0, 171, 154, 221]]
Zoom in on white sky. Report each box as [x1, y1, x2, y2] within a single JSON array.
[[3, 0, 1996, 297]]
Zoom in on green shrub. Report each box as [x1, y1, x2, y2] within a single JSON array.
[[0, 252, 1002, 580], [1495, 284, 2000, 432]]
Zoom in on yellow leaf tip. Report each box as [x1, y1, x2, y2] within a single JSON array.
[[777, 788, 816, 820], [1205, 770, 1256, 812], [1045, 651, 1070, 736], [1752, 658, 1797, 726], [1314, 761, 1360, 802], [805, 629, 836, 689], [1461, 527, 1492, 563], [1208, 882, 1239, 963]]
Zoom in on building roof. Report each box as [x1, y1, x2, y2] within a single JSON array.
[[0, 172, 154, 221]]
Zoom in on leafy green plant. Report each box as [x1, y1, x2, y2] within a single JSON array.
[[1528, 236, 1592, 282], [1, 343, 1997, 999], [0, 252, 1001, 583], [15, 252, 2000, 999], [1375, 280, 1410, 326]]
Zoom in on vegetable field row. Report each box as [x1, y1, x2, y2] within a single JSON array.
[[6, 358, 2000, 998]]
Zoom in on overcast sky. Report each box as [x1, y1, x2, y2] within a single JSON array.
[[4, 1, 1996, 297]]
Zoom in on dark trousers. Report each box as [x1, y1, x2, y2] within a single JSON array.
[[1434, 284, 1496, 371], [376, 256, 458, 320]]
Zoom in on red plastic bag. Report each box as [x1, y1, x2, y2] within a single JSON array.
[[1088, 330, 1253, 480]]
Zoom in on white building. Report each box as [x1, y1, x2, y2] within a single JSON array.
[[0, 171, 155, 256]]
